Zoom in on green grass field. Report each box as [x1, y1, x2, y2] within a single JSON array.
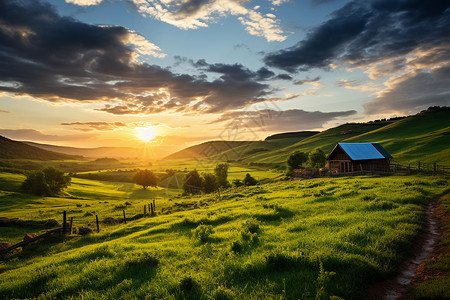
[[0, 171, 448, 299]]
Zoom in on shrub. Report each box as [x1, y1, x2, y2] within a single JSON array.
[[232, 179, 243, 187], [192, 224, 214, 243], [202, 173, 217, 194], [230, 241, 243, 253], [183, 170, 203, 195], [266, 252, 292, 270], [286, 151, 308, 176], [243, 173, 257, 186], [242, 218, 260, 234], [308, 148, 326, 168], [179, 276, 202, 298]]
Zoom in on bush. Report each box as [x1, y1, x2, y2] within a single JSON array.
[[21, 167, 71, 196], [202, 173, 217, 194], [230, 241, 243, 253], [286, 151, 308, 176], [179, 276, 202, 298], [308, 148, 326, 168], [242, 218, 260, 234], [215, 163, 230, 188], [192, 224, 214, 243], [183, 170, 203, 195], [243, 173, 257, 186], [232, 179, 243, 187]]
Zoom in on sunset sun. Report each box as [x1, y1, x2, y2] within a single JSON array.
[[134, 126, 156, 143]]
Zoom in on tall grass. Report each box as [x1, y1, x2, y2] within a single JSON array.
[[0, 174, 448, 299]]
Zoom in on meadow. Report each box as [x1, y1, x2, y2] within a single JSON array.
[[0, 171, 448, 299]]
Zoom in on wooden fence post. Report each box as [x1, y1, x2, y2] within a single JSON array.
[[123, 210, 126, 224], [150, 203, 154, 216], [69, 217, 73, 234], [144, 205, 147, 217], [418, 161, 421, 172], [153, 199, 156, 211], [148, 204, 151, 214], [408, 164, 411, 175], [63, 211, 67, 233], [433, 162, 437, 176], [96, 215, 100, 233]]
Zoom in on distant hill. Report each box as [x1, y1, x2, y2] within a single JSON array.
[[164, 141, 253, 160], [265, 131, 319, 140], [23, 141, 140, 159], [0, 136, 80, 160], [164, 107, 450, 165]]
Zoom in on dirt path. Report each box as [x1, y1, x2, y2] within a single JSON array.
[[368, 197, 441, 300]]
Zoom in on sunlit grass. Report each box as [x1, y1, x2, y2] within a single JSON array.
[[0, 173, 448, 299]]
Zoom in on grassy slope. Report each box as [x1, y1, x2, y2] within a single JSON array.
[[165, 141, 253, 160], [345, 107, 450, 164], [0, 136, 79, 160], [160, 107, 450, 167], [245, 122, 392, 164], [0, 174, 448, 299]]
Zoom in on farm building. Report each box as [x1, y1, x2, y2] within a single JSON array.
[[327, 143, 392, 174]]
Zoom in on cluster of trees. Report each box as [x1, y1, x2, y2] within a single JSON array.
[[232, 173, 257, 187], [21, 167, 71, 196], [286, 148, 326, 176], [183, 163, 230, 195]]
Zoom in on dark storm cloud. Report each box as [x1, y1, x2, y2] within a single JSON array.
[[264, 0, 450, 72], [0, 0, 276, 114], [210, 109, 357, 131], [364, 66, 450, 114]]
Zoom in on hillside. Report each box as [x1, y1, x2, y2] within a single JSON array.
[[265, 131, 319, 140], [164, 140, 253, 160], [24, 141, 140, 159], [164, 107, 450, 166], [0, 136, 80, 160]]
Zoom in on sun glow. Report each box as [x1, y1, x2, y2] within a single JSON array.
[[134, 126, 156, 143]]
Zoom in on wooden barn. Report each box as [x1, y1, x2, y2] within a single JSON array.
[[327, 143, 392, 175]]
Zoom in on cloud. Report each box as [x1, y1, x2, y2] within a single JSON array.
[[336, 79, 380, 92], [60, 121, 169, 131], [364, 66, 450, 114], [0, 109, 10, 113], [210, 108, 357, 131], [264, 0, 450, 72], [0, 0, 283, 115], [72, 0, 287, 42]]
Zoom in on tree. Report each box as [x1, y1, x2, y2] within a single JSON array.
[[243, 173, 257, 186], [202, 173, 217, 194], [232, 179, 243, 187], [286, 150, 308, 176], [183, 170, 203, 195], [214, 163, 230, 188], [308, 148, 326, 168], [21, 167, 71, 196], [133, 169, 157, 189]]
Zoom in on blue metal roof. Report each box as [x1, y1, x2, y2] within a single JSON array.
[[337, 143, 392, 160]]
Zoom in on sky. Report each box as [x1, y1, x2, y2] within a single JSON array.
[[0, 0, 449, 158]]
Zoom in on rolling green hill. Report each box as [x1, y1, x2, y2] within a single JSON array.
[[0, 135, 81, 160], [164, 140, 253, 160], [164, 107, 450, 166]]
